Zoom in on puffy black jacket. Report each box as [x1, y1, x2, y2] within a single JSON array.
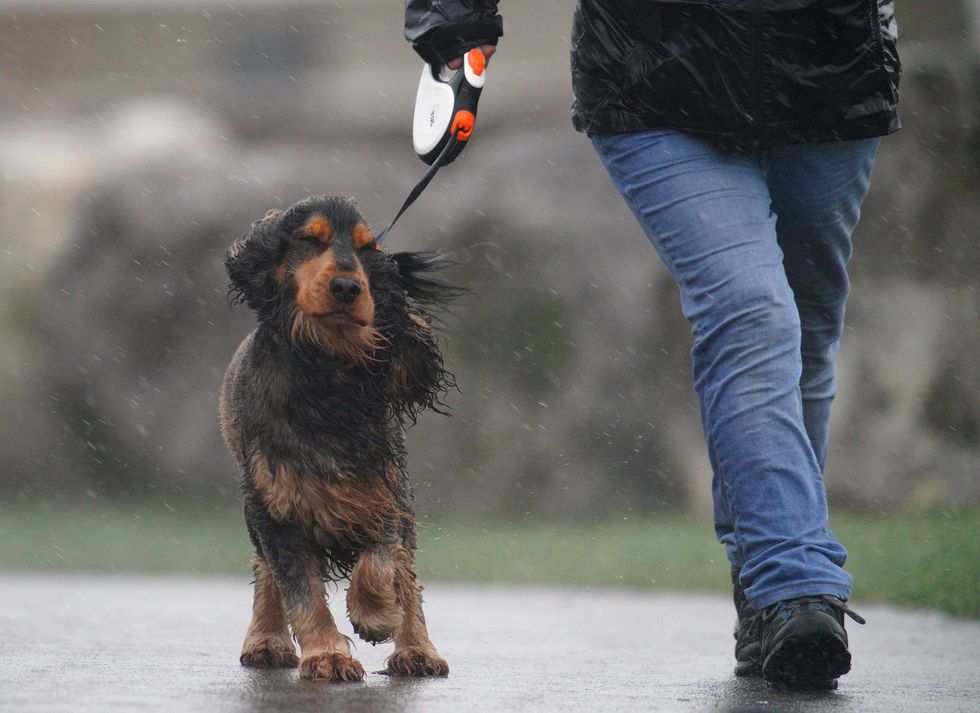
[[404, 1, 900, 145]]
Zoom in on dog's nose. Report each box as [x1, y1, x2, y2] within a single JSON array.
[[329, 276, 362, 304]]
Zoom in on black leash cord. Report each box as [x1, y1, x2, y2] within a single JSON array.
[[376, 133, 462, 245]]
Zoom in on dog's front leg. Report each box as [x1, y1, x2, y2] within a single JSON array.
[[384, 544, 449, 677], [289, 573, 364, 682], [347, 546, 402, 644], [246, 498, 364, 682], [240, 553, 298, 668]]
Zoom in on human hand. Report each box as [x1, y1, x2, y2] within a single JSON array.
[[446, 44, 496, 70]]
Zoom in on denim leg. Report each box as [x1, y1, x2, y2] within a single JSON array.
[[591, 130, 852, 608], [767, 139, 880, 470]]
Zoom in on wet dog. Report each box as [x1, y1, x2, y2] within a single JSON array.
[[219, 194, 455, 681]]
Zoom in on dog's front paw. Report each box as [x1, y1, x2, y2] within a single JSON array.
[[351, 614, 400, 645], [240, 633, 299, 669], [384, 645, 449, 677], [347, 549, 401, 645], [299, 652, 365, 682]]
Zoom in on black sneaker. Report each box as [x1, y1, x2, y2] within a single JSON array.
[[759, 594, 866, 691], [731, 566, 762, 677]]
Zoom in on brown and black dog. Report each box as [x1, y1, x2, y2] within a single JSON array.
[[219, 194, 456, 681]]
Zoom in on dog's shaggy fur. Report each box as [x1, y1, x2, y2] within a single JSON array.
[[219, 194, 456, 681]]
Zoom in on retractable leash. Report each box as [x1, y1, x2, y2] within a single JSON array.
[[375, 48, 487, 245]]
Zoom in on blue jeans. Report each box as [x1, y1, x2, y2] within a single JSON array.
[[591, 130, 879, 608]]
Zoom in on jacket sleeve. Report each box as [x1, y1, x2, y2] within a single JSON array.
[[405, 1, 503, 65]]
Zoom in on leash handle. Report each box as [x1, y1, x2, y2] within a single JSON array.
[[377, 48, 487, 245], [413, 49, 486, 165], [375, 131, 461, 245]]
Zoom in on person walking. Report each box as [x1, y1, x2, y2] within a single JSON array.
[[403, 0, 899, 691]]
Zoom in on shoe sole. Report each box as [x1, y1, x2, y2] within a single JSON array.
[[734, 659, 762, 677], [762, 623, 851, 691]]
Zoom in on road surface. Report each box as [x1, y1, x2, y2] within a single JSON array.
[[1, 575, 977, 712]]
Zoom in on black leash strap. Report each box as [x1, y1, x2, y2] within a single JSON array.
[[376, 133, 462, 245]]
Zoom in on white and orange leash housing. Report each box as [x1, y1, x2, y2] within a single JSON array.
[[413, 48, 487, 165], [376, 48, 488, 244]]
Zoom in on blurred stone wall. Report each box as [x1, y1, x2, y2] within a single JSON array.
[[0, 1, 976, 516]]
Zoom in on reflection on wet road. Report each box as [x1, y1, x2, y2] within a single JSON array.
[[1, 576, 976, 712]]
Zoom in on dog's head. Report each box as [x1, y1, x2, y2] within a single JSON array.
[[226, 194, 459, 378], [226, 194, 385, 362]]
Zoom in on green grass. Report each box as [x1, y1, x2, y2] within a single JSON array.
[[0, 500, 250, 575], [415, 512, 980, 619], [1, 500, 977, 618]]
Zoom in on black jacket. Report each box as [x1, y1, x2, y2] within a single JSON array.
[[405, 0, 504, 66], [405, 1, 900, 145]]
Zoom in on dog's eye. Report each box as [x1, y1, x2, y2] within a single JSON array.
[[294, 234, 326, 248]]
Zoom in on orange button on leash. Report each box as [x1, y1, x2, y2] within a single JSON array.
[[450, 110, 476, 141], [468, 48, 486, 76]]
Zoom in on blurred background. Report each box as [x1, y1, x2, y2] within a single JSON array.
[[0, 1, 976, 616]]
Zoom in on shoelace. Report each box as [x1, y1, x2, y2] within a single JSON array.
[[776, 595, 867, 626], [818, 595, 867, 625]]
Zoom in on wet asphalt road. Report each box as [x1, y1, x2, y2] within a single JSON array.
[[1, 575, 977, 712]]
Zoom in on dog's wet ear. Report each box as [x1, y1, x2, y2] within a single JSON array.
[[252, 208, 282, 229], [391, 252, 466, 310], [226, 210, 284, 311]]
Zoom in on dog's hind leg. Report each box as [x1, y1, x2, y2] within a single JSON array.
[[384, 544, 449, 677], [240, 553, 298, 668], [347, 547, 402, 644], [246, 496, 364, 682]]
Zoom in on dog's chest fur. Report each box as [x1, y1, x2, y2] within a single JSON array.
[[223, 329, 406, 552]]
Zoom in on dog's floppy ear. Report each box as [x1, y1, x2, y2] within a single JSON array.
[[383, 251, 462, 420], [388, 305, 455, 421], [391, 251, 465, 310], [226, 209, 284, 312]]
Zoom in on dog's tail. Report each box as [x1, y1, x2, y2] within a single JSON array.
[[391, 252, 466, 310]]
